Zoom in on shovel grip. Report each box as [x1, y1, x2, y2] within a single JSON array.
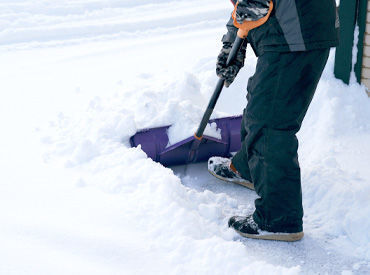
[[194, 36, 245, 140], [232, 1, 274, 38]]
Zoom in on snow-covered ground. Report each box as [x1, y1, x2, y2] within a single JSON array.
[[0, 0, 369, 274]]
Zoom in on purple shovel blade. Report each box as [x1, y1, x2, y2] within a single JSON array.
[[129, 115, 242, 167]]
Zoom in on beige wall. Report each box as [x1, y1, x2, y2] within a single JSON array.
[[362, 1, 370, 91]]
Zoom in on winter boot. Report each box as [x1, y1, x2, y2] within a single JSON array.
[[208, 157, 254, 190], [228, 215, 304, 242]]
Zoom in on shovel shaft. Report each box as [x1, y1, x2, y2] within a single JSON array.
[[194, 36, 245, 139]]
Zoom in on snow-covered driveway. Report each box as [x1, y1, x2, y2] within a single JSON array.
[[0, 1, 369, 274]]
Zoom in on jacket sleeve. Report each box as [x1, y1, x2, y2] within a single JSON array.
[[221, 16, 238, 44]]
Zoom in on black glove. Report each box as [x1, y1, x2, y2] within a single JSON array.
[[235, 0, 270, 24], [216, 41, 247, 87]]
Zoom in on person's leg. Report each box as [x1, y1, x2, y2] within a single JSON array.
[[234, 49, 330, 234], [208, 107, 253, 189], [231, 108, 253, 182], [208, 108, 254, 190]]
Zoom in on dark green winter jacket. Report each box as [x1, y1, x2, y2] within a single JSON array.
[[224, 0, 339, 56]]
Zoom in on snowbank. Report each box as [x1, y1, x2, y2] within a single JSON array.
[[40, 73, 300, 274], [299, 59, 370, 259]]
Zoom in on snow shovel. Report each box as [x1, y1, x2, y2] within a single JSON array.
[[130, 1, 273, 167]]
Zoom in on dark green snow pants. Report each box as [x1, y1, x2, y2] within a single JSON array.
[[232, 49, 330, 233]]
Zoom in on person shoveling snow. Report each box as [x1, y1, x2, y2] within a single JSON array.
[[130, 0, 339, 242], [208, 0, 339, 241]]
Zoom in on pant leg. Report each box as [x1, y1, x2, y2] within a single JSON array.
[[232, 108, 252, 182], [234, 49, 330, 233]]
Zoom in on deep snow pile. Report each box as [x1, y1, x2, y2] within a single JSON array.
[[299, 70, 370, 260], [0, 0, 369, 274]]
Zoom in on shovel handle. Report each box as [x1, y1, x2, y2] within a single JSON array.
[[194, 36, 245, 139]]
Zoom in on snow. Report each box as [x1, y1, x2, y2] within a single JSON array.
[[0, 0, 369, 274]]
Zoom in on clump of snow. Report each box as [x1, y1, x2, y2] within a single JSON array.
[[204, 122, 222, 139]]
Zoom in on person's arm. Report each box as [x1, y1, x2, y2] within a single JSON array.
[[216, 0, 271, 86]]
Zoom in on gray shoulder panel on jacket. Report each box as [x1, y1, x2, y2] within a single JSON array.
[[275, 0, 306, 51]]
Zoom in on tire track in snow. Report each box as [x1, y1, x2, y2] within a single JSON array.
[[0, 0, 230, 48]]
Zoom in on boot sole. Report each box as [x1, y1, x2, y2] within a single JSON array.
[[235, 229, 304, 242], [208, 170, 255, 190]]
